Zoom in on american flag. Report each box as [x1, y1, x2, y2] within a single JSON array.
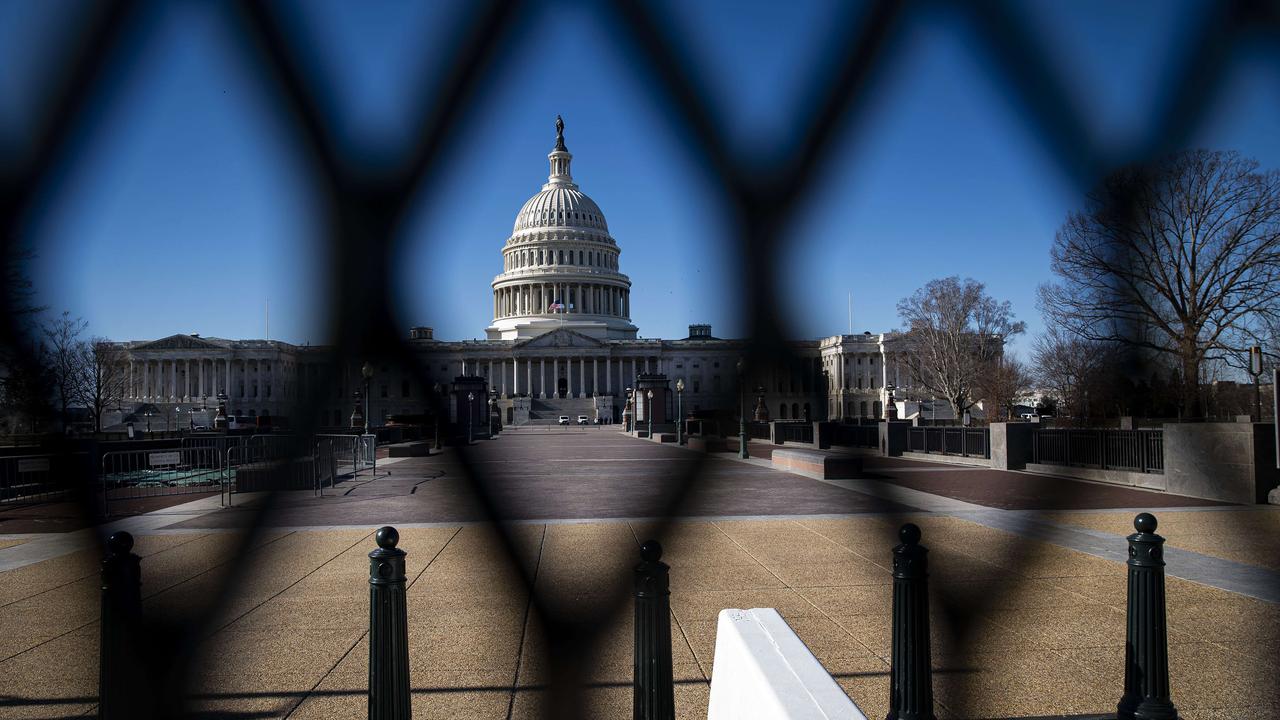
[[547, 301, 565, 313]]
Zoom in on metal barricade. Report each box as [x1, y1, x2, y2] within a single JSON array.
[[101, 446, 225, 516], [0, 453, 76, 505]]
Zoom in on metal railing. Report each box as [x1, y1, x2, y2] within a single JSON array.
[[775, 422, 814, 445], [1032, 428, 1165, 474], [907, 427, 990, 459], [747, 421, 771, 440], [831, 423, 879, 448], [0, 453, 88, 505], [101, 446, 226, 515], [316, 433, 377, 478]]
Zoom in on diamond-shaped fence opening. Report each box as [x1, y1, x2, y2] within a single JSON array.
[[1, 0, 1278, 718]]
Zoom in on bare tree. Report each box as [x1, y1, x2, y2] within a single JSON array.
[[897, 276, 1025, 417], [1040, 150, 1280, 417], [77, 340, 128, 433], [1031, 327, 1116, 424], [977, 355, 1031, 422], [42, 312, 89, 433]]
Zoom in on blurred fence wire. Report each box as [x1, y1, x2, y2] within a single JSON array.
[[2, 0, 1279, 717]]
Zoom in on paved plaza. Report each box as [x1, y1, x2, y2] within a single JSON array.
[[0, 428, 1277, 718]]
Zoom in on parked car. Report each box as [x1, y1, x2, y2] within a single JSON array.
[[558, 415, 570, 425], [577, 415, 589, 425]]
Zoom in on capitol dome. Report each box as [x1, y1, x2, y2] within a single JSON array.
[[486, 117, 637, 342]]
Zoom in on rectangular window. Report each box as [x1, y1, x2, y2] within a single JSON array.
[[402, 380, 411, 398], [381, 384, 389, 398]]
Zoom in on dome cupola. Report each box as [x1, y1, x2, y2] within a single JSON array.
[[486, 117, 637, 341]]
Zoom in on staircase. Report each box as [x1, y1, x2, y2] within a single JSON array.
[[527, 396, 599, 424]]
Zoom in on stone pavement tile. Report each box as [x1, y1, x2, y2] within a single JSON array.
[[1006, 542, 1124, 578], [1044, 509, 1280, 572], [193, 626, 365, 678], [1059, 640, 1280, 710], [411, 622, 523, 675], [410, 593, 529, 630], [630, 521, 758, 567], [766, 558, 889, 588], [930, 650, 1107, 717], [510, 683, 711, 720], [233, 594, 368, 630], [927, 551, 1017, 583], [794, 516, 901, 552], [0, 625, 97, 720], [0, 540, 24, 550], [796, 584, 893, 617], [185, 692, 300, 719], [671, 588, 826, 624], [1180, 706, 1280, 720], [1044, 573, 1128, 607], [936, 577, 1087, 611], [677, 620, 718, 671], [837, 674, 890, 718], [832, 613, 1022, 660], [985, 605, 1131, 649], [668, 562, 785, 591], [0, 531, 211, 607]]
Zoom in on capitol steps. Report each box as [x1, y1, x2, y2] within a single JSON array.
[[526, 397, 599, 424]]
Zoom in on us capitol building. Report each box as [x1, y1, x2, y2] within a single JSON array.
[[106, 120, 919, 428]]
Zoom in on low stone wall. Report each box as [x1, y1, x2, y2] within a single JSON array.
[[771, 448, 863, 479], [1024, 463, 1166, 491], [687, 436, 727, 453], [1163, 423, 1277, 504], [900, 450, 991, 467]]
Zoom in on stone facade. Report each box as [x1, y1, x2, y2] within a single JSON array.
[[103, 120, 929, 429]]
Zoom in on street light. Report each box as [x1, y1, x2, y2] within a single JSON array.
[[624, 387, 633, 432], [432, 382, 443, 451], [675, 378, 685, 445], [361, 362, 374, 435], [737, 358, 749, 459], [1250, 345, 1264, 421], [646, 389, 654, 438], [466, 391, 475, 444]]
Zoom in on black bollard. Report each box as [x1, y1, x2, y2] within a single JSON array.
[[1117, 513, 1178, 720], [99, 531, 142, 720], [368, 526, 410, 720], [634, 540, 675, 720], [887, 523, 935, 720]]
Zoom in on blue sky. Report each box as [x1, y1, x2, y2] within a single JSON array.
[[4, 0, 1279, 359]]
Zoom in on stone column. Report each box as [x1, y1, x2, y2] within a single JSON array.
[[631, 358, 637, 388], [512, 357, 518, 395], [540, 358, 546, 398], [579, 356, 586, 398], [607, 357, 612, 394], [593, 357, 598, 396], [526, 358, 531, 395]]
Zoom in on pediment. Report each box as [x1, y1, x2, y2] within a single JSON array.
[[516, 329, 605, 349], [135, 334, 224, 351]]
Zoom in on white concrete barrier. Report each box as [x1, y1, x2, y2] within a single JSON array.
[[707, 608, 867, 720]]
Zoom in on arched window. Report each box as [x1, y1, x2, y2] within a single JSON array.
[[558, 250, 564, 263], [578, 250, 584, 264], [791, 403, 799, 419], [779, 404, 787, 419]]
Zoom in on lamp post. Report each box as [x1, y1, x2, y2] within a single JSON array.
[[466, 391, 474, 444], [1250, 345, 1263, 421], [361, 362, 374, 435], [646, 390, 654, 438], [737, 358, 749, 459], [886, 383, 898, 421], [432, 382, 442, 451], [215, 392, 227, 430], [675, 378, 685, 445], [625, 387, 633, 432]]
